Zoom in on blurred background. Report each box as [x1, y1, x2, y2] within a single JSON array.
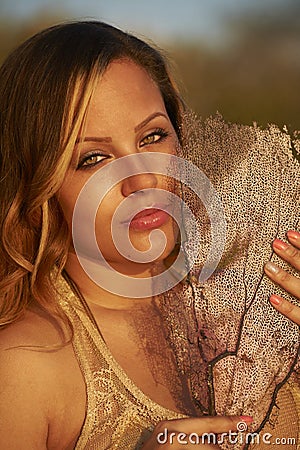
[[0, 0, 299, 130]]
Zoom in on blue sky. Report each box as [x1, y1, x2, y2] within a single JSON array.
[[0, 0, 287, 44]]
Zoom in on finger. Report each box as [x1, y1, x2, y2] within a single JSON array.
[[156, 415, 252, 435], [270, 294, 300, 325], [287, 230, 300, 249], [264, 261, 300, 299], [272, 238, 300, 271]]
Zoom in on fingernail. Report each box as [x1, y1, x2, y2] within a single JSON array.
[[273, 239, 288, 251], [240, 416, 253, 423], [270, 295, 282, 306], [287, 230, 300, 240], [265, 261, 280, 274]]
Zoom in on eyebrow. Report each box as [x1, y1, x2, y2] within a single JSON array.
[[75, 136, 112, 144], [76, 112, 168, 144], [134, 112, 169, 132]]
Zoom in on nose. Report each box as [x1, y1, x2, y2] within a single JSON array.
[[122, 171, 158, 197]]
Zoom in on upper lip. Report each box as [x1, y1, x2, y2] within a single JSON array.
[[120, 203, 171, 224], [131, 207, 162, 220]]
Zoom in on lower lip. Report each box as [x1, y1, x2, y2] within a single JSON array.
[[129, 208, 170, 231]]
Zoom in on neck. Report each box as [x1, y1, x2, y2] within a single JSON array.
[[63, 251, 164, 310]]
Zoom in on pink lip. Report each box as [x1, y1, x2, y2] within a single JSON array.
[[129, 208, 170, 231]]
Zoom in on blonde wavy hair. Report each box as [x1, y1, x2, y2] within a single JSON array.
[[0, 21, 183, 330]]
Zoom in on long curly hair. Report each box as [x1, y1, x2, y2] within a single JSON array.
[[0, 21, 184, 330]]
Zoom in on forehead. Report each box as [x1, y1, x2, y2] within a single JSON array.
[[85, 59, 167, 129]]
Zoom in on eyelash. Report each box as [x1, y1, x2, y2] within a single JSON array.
[[77, 128, 170, 170], [139, 128, 170, 147], [77, 151, 109, 170]]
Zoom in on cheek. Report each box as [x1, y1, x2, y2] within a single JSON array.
[[94, 188, 120, 234], [56, 170, 95, 226], [164, 134, 179, 157]]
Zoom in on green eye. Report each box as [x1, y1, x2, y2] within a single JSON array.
[[78, 153, 108, 170], [142, 134, 160, 145], [82, 155, 105, 166], [140, 128, 169, 147]]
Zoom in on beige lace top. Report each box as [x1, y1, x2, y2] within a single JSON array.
[[57, 273, 300, 450], [58, 274, 186, 450]]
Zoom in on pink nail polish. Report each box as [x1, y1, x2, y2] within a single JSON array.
[[287, 230, 300, 240], [240, 416, 253, 423], [273, 239, 288, 251], [270, 295, 282, 306], [265, 261, 280, 274]]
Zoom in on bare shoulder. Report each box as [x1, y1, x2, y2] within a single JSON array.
[[0, 307, 86, 449], [0, 301, 69, 349]]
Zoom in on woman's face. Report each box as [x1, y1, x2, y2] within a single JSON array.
[[57, 59, 179, 275]]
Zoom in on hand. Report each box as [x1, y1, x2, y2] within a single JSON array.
[[264, 230, 300, 325], [141, 415, 252, 449]]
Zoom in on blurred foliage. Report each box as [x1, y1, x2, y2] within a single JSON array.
[[170, 0, 300, 130], [0, 1, 300, 130]]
